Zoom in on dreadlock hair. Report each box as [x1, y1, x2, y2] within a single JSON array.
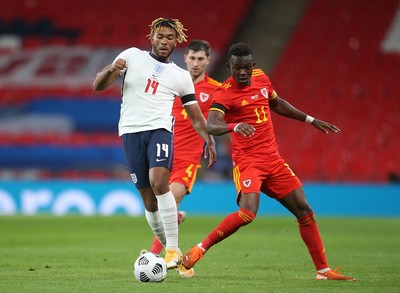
[[147, 17, 188, 43], [185, 39, 211, 56], [228, 43, 252, 58]]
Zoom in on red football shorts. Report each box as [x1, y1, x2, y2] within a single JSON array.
[[169, 160, 201, 194], [233, 158, 302, 200]]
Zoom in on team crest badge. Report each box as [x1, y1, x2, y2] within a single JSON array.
[[243, 179, 251, 187], [130, 173, 138, 184], [154, 64, 165, 75], [260, 88, 268, 98], [199, 92, 209, 102]]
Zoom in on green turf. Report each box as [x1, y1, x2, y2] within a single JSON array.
[[0, 215, 399, 292]]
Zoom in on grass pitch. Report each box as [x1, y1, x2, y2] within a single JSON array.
[[0, 215, 399, 292]]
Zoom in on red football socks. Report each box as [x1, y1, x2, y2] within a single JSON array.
[[297, 212, 328, 270], [201, 208, 255, 250]]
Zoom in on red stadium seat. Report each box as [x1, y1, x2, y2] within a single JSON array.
[[271, 0, 400, 182]]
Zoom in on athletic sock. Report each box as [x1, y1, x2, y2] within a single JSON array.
[[145, 210, 166, 248], [201, 208, 255, 250], [149, 236, 164, 255], [149, 211, 184, 254], [156, 191, 179, 250], [297, 212, 328, 270]]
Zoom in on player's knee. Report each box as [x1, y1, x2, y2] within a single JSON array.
[[297, 211, 316, 225], [150, 181, 169, 195], [173, 193, 185, 206], [239, 207, 256, 225], [295, 206, 314, 219]]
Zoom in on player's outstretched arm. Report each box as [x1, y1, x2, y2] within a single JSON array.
[[309, 118, 341, 134], [93, 59, 127, 91], [269, 96, 340, 134]]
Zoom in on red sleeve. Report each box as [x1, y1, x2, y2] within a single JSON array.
[[210, 78, 234, 112]]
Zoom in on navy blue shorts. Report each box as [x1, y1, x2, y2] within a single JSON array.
[[122, 129, 174, 189]]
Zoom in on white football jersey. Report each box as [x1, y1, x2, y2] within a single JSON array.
[[114, 47, 195, 136]]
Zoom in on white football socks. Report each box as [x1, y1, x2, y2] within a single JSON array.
[[145, 210, 166, 248], [156, 191, 179, 250]]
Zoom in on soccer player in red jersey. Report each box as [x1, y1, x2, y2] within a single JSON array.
[[170, 40, 221, 208], [182, 43, 355, 281], [145, 40, 221, 278]]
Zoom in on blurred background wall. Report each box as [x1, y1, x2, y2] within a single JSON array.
[[0, 0, 399, 215]]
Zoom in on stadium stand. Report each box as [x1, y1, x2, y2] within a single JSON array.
[[0, 0, 399, 182], [0, 0, 252, 50], [270, 0, 400, 182], [0, 0, 253, 180]]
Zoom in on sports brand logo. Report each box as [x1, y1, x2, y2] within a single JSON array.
[[250, 94, 259, 100], [130, 173, 138, 184], [243, 179, 252, 187], [156, 158, 166, 162], [199, 92, 209, 102]]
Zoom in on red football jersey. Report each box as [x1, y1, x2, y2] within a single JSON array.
[[211, 69, 281, 165], [172, 74, 221, 160]]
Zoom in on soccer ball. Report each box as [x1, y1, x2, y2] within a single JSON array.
[[133, 252, 167, 282]]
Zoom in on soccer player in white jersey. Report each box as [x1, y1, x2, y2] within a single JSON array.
[[93, 18, 217, 272]]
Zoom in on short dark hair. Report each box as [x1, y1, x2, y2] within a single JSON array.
[[185, 39, 211, 56], [228, 43, 252, 58]]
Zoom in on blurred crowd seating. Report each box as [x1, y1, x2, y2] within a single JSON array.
[[0, 0, 252, 50], [0, 0, 251, 180], [271, 0, 400, 182], [0, 0, 399, 183]]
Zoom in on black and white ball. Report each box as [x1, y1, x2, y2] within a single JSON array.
[[133, 252, 167, 282]]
